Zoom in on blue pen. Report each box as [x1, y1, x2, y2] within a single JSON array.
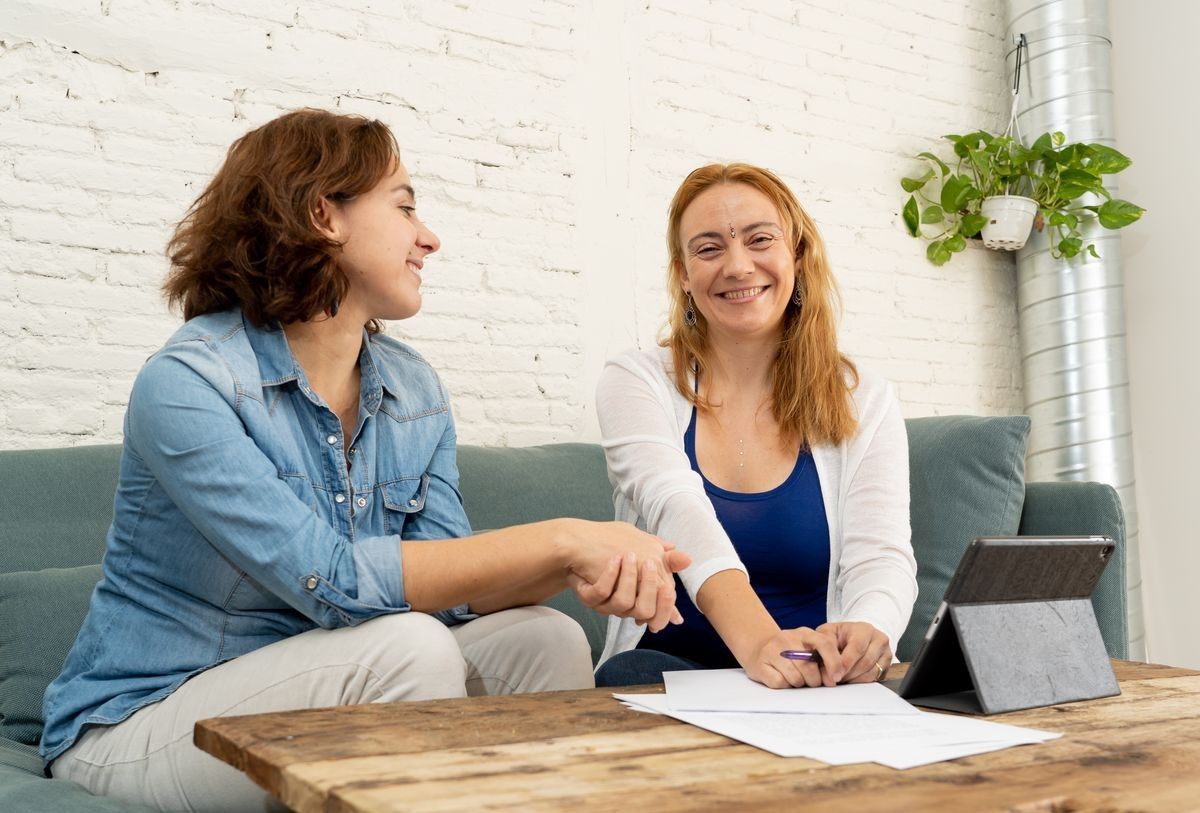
[[779, 650, 822, 663]]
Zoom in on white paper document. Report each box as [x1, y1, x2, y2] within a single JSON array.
[[613, 670, 1061, 769], [662, 668, 919, 715]]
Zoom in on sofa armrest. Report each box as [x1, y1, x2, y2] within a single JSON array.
[[1018, 481, 1129, 659]]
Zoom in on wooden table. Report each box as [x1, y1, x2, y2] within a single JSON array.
[[196, 660, 1200, 812]]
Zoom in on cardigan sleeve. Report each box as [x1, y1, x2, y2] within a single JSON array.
[[832, 378, 918, 654], [595, 353, 748, 601]]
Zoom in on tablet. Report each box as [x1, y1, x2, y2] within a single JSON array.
[[894, 535, 1118, 714]]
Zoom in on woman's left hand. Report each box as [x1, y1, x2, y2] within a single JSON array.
[[815, 621, 892, 684]]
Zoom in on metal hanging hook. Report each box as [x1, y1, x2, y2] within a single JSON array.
[[1013, 33, 1027, 95], [1003, 33, 1028, 147]]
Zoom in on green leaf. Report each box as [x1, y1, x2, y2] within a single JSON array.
[[1031, 132, 1053, 156], [963, 130, 994, 148], [926, 239, 952, 266], [1097, 199, 1145, 229], [1085, 144, 1132, 175], [901, 169, 934, 192], [961, 213, 988, 237], [968, 148, 991, 177], [1051, 131, 1066, 147], [939, 176, 963, 211], [1010, 144, 1038, 166], [944, 232, 967, 253], [1058, 168, 1106, 200], [1048, 211, 1078, 230], [921, 205, 945, 224], [1058, 237, 1083, 258], [940, 174, 980, 212], [918, 151, 950, 175], [1057, 143, 1083, 165], [1041, 147, 1065, 166], [902, 195, 920, 237], [1087, 244, 1102, 259]]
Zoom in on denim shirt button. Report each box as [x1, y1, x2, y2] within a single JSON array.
[[408, 498, 418, 507], [305, 576, 318, 590], [356, 497, 367, 508], [335, 493, 346, 504], [326, 434, 337, 445]]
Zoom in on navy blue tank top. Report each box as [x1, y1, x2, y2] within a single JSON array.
[[638, 406, 831, 667]]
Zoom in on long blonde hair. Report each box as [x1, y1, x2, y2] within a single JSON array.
[[663, 163, 858, 446]]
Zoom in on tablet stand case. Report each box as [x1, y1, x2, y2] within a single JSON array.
[[904, 597, 1119, 714]]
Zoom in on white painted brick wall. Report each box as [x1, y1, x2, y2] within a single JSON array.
[[0, 0, 1021, 451]]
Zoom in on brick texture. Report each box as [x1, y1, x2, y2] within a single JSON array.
[[0, 0, 1020, 450]]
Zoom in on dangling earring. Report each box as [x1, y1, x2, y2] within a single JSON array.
[[684, 294, 697, 327], [791, 287, 803, 308]]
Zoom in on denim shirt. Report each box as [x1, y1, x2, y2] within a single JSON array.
[[40, 309, 475, 765]]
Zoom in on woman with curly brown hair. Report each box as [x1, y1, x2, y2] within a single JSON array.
[[40, 109, 687, 812], [594, 163, 917, 690]]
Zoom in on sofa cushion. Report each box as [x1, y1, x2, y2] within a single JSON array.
[[0, 445, 121, 574], [0, 760, 160, 813], [457, 443, 616, 528], [458, 443, 615, 663], [898, 416, 1031, 661], [0, 565, 101, 746], [0, 735, 43, 774], [1020, 481, 1129, 658]]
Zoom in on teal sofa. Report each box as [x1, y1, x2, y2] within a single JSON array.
[[0, 416, 1128, 811]]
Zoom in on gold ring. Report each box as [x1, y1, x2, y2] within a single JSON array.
[[874, 661, 885, 680]]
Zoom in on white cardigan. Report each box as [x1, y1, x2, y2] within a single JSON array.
[[595, 347, 918, 666]]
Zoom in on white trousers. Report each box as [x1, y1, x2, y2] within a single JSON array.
[[53, 607, 594, 812]]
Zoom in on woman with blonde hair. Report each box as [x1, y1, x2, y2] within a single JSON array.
[[594, 163, 917, 689]]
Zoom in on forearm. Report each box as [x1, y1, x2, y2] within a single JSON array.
[[400, 519, 572, 612], [695, 569, 780, 666], [467, 568, 566, 615]]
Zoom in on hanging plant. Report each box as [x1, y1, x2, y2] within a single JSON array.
[[901, 130, 1144, 266]]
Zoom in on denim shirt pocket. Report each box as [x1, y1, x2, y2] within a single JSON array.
[[381, 474, 430, 536]]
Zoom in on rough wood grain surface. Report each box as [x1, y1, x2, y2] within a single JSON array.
[[195, 660, 1200, 813]]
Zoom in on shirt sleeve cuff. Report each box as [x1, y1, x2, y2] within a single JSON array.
[[349, 534, 407, 608], [836, 594, 909, 657]]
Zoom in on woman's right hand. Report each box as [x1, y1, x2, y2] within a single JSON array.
[[743, 626, 844, 689], [559, 520, 690, 633]]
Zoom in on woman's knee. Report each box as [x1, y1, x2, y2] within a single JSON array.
[[522, 606, 593, 662], [594, 649, 701, 688], [327, 612, 468, 701], [500, 606, 595, 690]]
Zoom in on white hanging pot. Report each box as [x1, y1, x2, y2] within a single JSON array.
[[980, 195, 1038, 250]]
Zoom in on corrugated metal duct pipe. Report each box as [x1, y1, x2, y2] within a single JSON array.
[[1004, 0, 1144, 659]]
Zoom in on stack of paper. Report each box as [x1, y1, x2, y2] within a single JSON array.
[[614, 668, 1060, 769]]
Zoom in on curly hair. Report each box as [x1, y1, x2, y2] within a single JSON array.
[[662, 163, 859, 447], [164, 108, 399, 330]]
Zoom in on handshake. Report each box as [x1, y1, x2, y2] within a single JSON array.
[[560, 520, 691, 634]]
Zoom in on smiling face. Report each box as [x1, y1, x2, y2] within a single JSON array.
[[322, 158, 440, 324], [677, 182, 796, 344]]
